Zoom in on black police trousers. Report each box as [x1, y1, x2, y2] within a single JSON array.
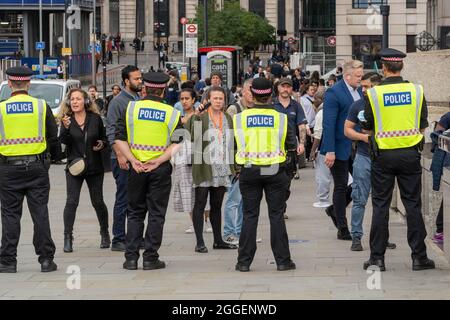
[[238, 165, 292, 267], [125, 161, 172, 262], [0, 160, 56, 264], [370, 148, 427, 261]]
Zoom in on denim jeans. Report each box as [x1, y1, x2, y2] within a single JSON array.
[[223, 179, 243, 238], [350, 154, 372, 239], [111, 159, 129, 244]]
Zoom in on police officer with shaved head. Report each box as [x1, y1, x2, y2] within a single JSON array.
[[0, 66, 62, 273], [361, 48, 435, 272], [114, 72, 181, 271]]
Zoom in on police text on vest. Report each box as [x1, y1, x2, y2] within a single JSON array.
[[247, 115, 274, 128], [138, 108, 166, 122], [383, 92, 412, 107], [6, 102, 34, 114]]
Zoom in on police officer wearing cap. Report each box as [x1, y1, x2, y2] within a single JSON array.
[[234, 77, 297, 272], [114, 72, 181, 271], [361, 48, 435, 271], [0, 66, 62, 273]]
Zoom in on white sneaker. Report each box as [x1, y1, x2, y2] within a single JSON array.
[[185, 225, 194, 234], [225, 235, 239, 245], [256, 238, 262, 243], [204, 221, 213, 233], [313, 201, 332, 208]]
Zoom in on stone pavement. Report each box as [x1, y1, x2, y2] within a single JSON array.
[[0, 164, 449, 300]]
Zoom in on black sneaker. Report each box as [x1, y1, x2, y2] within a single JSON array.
[[351, 238, 363, 251], [337, 227, 352, 240], [325, 206, 338, 229]]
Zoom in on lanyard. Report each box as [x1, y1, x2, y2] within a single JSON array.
[[208, 109, 223, 143]]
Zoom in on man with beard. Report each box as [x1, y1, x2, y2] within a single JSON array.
[[106, 65, 143, 252], [273, 78, 307, 219]]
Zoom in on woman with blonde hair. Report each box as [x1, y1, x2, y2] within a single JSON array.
[[58, 88, 110, 253]]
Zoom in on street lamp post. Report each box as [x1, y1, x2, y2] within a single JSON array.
[[157, 0, 161, 69], [39, 0, 43, 75], [204, 0, 208, 46], [380, 1, 390, 49], [91, 0, 97, 86]]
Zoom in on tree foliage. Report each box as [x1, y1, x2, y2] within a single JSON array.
[[195, 1, 275, 57]]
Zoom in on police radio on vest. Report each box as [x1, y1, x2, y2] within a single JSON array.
[[247, 115, 274, 128], [6, 102, 34, 114], [383, 92, 412, 107], [138, 108, 166, 122]]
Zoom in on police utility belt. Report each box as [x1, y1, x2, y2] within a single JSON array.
[[0, 153, 47, 165]]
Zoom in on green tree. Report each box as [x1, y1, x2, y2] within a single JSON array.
[[195, 1, 275, 58]]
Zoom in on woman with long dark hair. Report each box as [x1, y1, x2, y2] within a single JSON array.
[[58, 89, 110, 253]]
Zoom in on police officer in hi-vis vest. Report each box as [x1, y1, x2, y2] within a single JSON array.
[[0, 66, 62, 273], [361, 48, 435, 272], [114, 72, 181, 271], [234, 78, 299, 272]]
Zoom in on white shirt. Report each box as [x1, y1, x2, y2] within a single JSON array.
[[313, 108, 324, 140], [300, 95, 316, 128], [344, 80, 361, 102]]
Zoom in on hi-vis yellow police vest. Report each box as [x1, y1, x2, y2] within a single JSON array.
[[126, 100, 180, 162], [0, 94, 47, 156], [233, 108, 287, 166], [367, 83, 424, 150]]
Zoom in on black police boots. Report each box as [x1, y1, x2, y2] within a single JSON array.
[[0, 261, 17, 273], [63, 233, 73, 253], [41, 260, 57, 272], [143, 259, 166, 270], [412, 258, 435, 271], [363, 258, 386, 272], [100, 230, 111, 249]]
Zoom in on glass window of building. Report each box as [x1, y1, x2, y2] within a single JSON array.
[[278, 0, 286, 31], [178, 0, 186, 36], [109, 0, 120, 35], [352, 35, 382, 69], [406, 35, 416, 52], [352, 0, 383, 9], [249, 0, 265, 18], [406, 0, 417, 9]]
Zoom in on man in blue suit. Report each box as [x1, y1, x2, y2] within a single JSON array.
[[321, 60, 364, 240]]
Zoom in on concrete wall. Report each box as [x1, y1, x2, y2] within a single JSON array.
[[402, 49, 450, 106]]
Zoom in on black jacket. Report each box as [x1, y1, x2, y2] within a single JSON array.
[[60, 112, 107, 175]]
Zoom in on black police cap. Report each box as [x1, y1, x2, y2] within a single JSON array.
[[5, 66, 33, 81], [143, 72, 170, 88], [251, 77, 273, 97], [378, 48, 407, 62]]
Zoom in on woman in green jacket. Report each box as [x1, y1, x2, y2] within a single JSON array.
[[185, 86, 238, 253]]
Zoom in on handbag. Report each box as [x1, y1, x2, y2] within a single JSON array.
[[68, 129, 88, 176]]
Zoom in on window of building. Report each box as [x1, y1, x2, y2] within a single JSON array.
[[302, 0, 336, 30], [407, 35, 416, 52], [154, 0, 169, 43], [278, 0, 286, 31], [249, 0, 265, 18], [352, 35, 382, 69], [178, 0, 186, 36], [352, 0, 383, 9], [109, 0, 120, 35], [406, 0, 417, 9], [294, 0, 299, 38], [136, 0, 145, 36]]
